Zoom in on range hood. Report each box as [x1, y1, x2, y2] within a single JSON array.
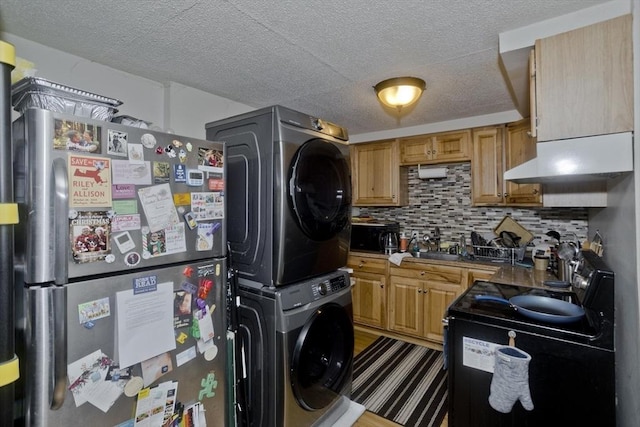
[[504, 132, 633, 183]]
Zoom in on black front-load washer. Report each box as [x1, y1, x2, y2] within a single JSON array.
[[206, 105, 351, 287], [236, 270, 354, 427]]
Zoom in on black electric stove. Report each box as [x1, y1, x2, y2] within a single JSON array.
[[446, 251, 615, 426]]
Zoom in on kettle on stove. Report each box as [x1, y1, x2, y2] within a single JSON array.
[[380, 231, 399, 255]]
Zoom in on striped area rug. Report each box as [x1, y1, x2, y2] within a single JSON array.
[[352, 337, 448, 427]]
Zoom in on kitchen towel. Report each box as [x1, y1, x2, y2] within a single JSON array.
[[388, 252, 413, 266], [352, 336, 447, 427]]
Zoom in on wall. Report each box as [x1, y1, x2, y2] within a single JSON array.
[[590, 174, 638, 427], [358, 163, 589, 248], [1, 33, 254, 139], [597, 1, 640, 425]]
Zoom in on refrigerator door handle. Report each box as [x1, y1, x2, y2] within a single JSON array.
[[50, 285, 67, 409], [52, 157, 69, 283], [26, 285, 67, 425]]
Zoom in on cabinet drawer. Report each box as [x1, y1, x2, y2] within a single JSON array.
[[390, 263, 465, 284], [348, 256, 388, 274]]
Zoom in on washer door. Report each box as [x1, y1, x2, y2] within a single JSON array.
[[288, 140, 351, 241], [291, 303, 354, 410]]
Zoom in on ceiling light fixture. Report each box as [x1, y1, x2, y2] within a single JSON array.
[[374, 77, 426, 111]]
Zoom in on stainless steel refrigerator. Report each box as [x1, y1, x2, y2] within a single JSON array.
[[12, 108, 230, 426]]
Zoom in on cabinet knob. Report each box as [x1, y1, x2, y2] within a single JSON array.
[[497, 192, 502, 197], [432, 149, 436, 155], [533, 189, 539, 195], [420, 271, 425, 276], [418, 289, 422, 293], [504, 193, 509, 197], [380, 284, 384, 289], [358, 262, 364, 268]]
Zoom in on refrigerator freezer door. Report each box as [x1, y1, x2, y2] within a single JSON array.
[[13, 108, 226, 284], [20, 259, 228, 426]]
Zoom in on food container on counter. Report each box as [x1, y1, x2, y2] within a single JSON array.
[[11, 77, 122, 121]]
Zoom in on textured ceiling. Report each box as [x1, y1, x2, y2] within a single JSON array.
[[0, 0, 611, 135]]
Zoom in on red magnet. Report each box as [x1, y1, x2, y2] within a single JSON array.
[[182, 266, 194, 278], [198, 278, 213, 299]]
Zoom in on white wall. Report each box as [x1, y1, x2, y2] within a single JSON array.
[[0, 33, 254, 139], [590, 1, 640, 426], [165, 82, 253, 139]]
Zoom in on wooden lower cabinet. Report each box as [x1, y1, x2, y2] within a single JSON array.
[[348, 255, 388, 329], [388, 264, 468, 343], [351, 272, 386, 329]]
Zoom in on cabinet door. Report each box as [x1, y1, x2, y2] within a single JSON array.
[[431, 130, 471, 163], [504, 120, 542, 206], [387, 276, 423, 337], [423, 281, 462, 343], [535, 15, 633, 141], [351, 140, 407, 206], [400, 135, 433, 165], [351, 272, 386, 329], [471, 127, 504, 205]]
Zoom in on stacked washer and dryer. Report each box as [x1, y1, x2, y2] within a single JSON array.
[[206, 106, 354, 427]]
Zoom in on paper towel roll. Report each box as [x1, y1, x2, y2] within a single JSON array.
[[418, 165, 448, 179]]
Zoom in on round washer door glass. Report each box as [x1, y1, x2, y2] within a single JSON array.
[[291, 303, 354, 410], [288, 140, 351, 241]]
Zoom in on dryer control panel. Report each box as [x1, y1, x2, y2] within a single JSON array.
[[314, 274, 348, 297]]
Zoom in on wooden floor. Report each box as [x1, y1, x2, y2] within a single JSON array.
[[352, 329, 448, 427]]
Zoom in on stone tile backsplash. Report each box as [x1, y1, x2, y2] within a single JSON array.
[[355, 163, 588, 247]]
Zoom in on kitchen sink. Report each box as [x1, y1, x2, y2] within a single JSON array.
[[415, 251, 460, 261]]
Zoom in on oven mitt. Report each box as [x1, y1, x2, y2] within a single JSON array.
[[488, 345, 534, 413]]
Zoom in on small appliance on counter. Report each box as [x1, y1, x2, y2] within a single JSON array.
[[445, 250, 614, 426], [350, 221, 399, 253]]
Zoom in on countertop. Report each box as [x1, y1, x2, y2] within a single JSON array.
[[348, 250, 561, 289]]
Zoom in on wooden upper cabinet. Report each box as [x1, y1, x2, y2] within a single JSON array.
[[472, 124, 542, 206], [472, 127, 504, 205], [504, 120, 542, 205], [400, 130, 471, 165], [532, 14, 633, 141], [351, 139, 408, 206]]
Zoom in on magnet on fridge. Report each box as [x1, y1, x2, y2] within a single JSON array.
[[174, 164, 187, 183], [182, 266, 194, 278], [165, 145, 176, 158], [83, 321, 95, 329], [197, 279, 213, 299], [181, 281, 198, 294], [184, 212, 197, 230]]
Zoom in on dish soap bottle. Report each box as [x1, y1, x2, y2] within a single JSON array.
[[399, 232, 408, 252]]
